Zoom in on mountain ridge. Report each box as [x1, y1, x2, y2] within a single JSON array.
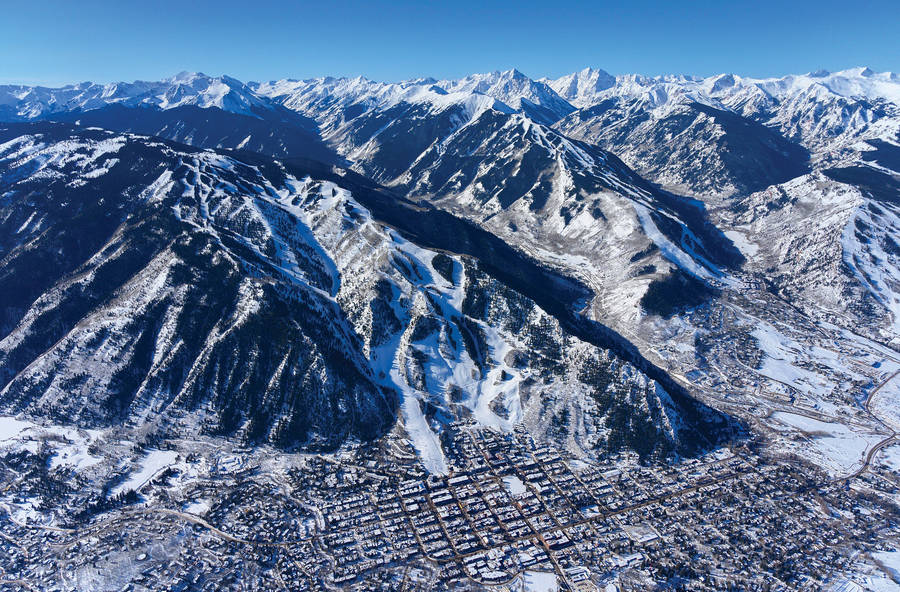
[[1, 64, 898, 475], [0, 121, 736, 472]]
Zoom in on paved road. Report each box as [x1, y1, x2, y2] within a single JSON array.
[[842, 369, 900, 481]]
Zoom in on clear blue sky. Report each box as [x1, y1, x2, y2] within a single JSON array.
[[2, 0, 897, 86]]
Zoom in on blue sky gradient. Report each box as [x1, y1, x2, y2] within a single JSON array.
[[2, 0, 897, 86]]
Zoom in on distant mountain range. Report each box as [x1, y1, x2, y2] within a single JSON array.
[[1, 65, 897, 472]]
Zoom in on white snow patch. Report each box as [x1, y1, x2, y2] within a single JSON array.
[[0, 416, 33, 441], [49, 445, 103, 471], [503, 475, 527, 496], [112, 449, 180, 496], [724, 229, 759, 257], [15, 211, 36, 234], [184, 499, 211, 515], [524, 571, 558, 592], [870, 374, 900, 432]]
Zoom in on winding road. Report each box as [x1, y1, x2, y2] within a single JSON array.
[[843, 369, 900, 481]]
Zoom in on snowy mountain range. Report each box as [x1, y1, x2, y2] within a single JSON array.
[[0, 72, 272, 118], [0, 65, 898, 474]]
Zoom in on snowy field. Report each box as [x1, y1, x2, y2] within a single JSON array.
[[833, 549, 900, 591], [753, 323, 846, 402], [870, 376, 900, 432], [0, 415, 104, 469], [724, 229, 760, 257], [868, 550, 900, 591], [111, 450, 181, 496], [183, 499, 211, 515], [523, 571, 558, 592], [772, 412, 885, 475]]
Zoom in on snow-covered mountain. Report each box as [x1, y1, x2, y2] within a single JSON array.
[[252, 69, 575, 126], [4, 65, 894, 343], [553, 67, 900, 197], [541, 67, 616, 107], [720, 159, 900, 337], [3, 68, 896, 324], [1, 64, 899, 474], [556, 97, 812, 198], [0, 123, 392, 450], [0, 72, 272, 119], [434, 69, 576, 125], [0, 72, 337, 163], [548, 67, 900, 122], [545, 67, 900, 340], [0, 122, 733, 470], [4, 67, 895, 187], [313, 78, 745, 335]]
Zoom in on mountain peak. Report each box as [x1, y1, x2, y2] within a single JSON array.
[[500, 68, 528, 80], [546, 67, 615, 107], [709, 73, 737, 93], [578, 66, 613, 77]]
